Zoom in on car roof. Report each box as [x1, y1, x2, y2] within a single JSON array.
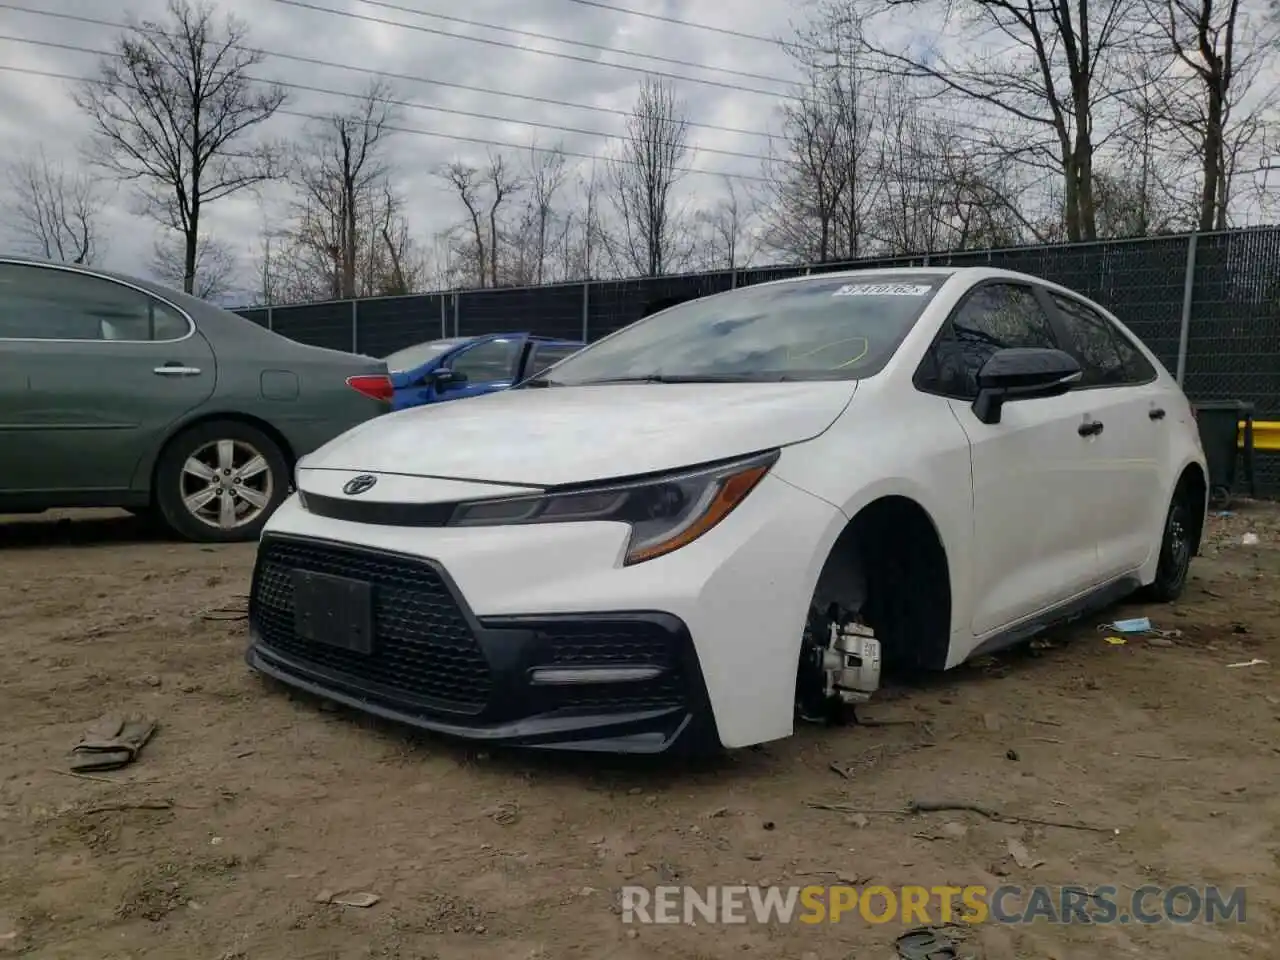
[[752, 265, 1070, 291]]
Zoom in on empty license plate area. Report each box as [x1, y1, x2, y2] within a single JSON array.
[[291, 569, 375, 654]]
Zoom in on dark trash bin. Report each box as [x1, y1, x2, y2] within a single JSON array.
[[1192, 400, 1255, 502]]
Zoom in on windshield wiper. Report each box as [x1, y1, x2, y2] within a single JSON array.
[[520, 377, 564, 388]]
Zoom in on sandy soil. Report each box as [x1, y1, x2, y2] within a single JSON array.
[[1, 504, 1278, 959]]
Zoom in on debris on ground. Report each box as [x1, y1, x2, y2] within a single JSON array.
[[1006, 838, 1044, 869], [331, 892, 380, 908], [198, 595, 249, 621], [895, 924, 975, 960], [315, 890, 380, 908], [69, 715, 158, 773], [1108, 617, 1151, 633], [806, 796, 1114, 834], [483, 801, 521, 825]]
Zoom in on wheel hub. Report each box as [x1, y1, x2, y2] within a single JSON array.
[[1167, 511, 1191, 569], [180, 439, 273, 530]]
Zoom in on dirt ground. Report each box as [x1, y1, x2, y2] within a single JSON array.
[[1, 505, 1278, 960]]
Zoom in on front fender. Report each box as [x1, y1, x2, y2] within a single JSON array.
[[772, 399, 976, 650]]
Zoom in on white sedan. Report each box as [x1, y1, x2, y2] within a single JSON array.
[[246, 267, 1208, 754]]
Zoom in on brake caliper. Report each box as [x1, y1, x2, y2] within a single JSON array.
[[823, 621, 881, 703]]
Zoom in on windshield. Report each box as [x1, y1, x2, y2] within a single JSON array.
[[540, 274, 950, 385], [383, 338, 467, 373]]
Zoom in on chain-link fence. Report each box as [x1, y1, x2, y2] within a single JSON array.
[[235, 225, 1280, 492]]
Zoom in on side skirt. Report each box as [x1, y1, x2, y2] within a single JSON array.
[[966, 575, 1143, 661]]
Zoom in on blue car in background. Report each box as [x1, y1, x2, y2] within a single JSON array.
[[383, 333, 583, 411]]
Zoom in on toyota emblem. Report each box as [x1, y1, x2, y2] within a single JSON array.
[[343, 474, 378, 496]]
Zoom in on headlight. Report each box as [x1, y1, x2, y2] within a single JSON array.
[[448, 449, 779, 565]]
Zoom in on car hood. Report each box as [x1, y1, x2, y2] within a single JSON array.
[[301, 380, 858, 487]]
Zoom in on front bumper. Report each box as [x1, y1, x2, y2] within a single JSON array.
[[247, 533, 720, 754], [249, 471, 848, 750]]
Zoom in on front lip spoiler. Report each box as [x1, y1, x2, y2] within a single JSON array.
[[246, 643, 706, 755]]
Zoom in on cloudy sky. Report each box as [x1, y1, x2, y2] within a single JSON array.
[[0, 0, 845, 302], [3, 1, 1275, 304]]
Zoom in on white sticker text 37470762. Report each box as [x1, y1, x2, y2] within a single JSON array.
[[832, 283, 933, 297]]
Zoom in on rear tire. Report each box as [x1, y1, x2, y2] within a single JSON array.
[[1142, 487, 1197, 602], [154, 420, 290, 543]]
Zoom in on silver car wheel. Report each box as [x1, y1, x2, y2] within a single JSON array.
[[180, 439, 274, 530]]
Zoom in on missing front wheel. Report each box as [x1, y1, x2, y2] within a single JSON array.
[[795, 604, 882, 725]]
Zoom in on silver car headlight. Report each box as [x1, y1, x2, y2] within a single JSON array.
[[447, 449, 780, 565]]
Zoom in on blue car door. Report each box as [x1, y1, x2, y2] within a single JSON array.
[[433, 335, 527, 403]]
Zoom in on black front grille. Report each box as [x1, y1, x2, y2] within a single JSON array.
[[251, 536, 493, 713]]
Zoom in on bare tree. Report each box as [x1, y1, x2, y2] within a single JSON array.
[[763, 8, 886, 263], [1142, 0, 1279, 230], [523, 140, 568, 285], [289, 80, 398, 299], [869, 88, 1035, 253], [437, 151, 525, 287], [439, 161, 487, 287], [4, 147, 103, 264], [485, 152, 522, 287], [694, 177, 760, 269], [371, 183, 427, 295], [151, 230, 236, 300], [568, 162, 606, 280], [608, 76, 691, 277], [1106, 56, 1196, 236], [252, 222, 288, 305], [851, 0, 1142, 241], [765, 89, 847, 262], [74, 0, 285, 294]]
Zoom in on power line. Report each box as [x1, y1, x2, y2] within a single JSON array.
[[268, 0, 798, 100], [560, 0, 792, 48], [280, 109, 772, 182], [0, 4, 782, 142], [0, 63, 776, 184], [0, 34, 788, 168], [352, 0, 798, 88]]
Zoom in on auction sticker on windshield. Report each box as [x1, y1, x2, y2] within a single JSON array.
[[832, 283, 934, 297]]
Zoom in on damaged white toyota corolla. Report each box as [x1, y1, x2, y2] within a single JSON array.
[[246, 267, 1208, 754]]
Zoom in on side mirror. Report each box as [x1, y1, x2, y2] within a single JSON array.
[[972, 348, 1082, 424], [430, 368, 468, 390]]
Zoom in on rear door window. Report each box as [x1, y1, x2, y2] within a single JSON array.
[[449, 337, 522, 383], [0, 262, 191, 341], [1048, 292, 1155, 386]]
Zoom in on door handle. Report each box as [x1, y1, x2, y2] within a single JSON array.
[[1149, 408, 1166, 420], [1078, 420, 1104, 437], [153, 364, 202, 376]]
